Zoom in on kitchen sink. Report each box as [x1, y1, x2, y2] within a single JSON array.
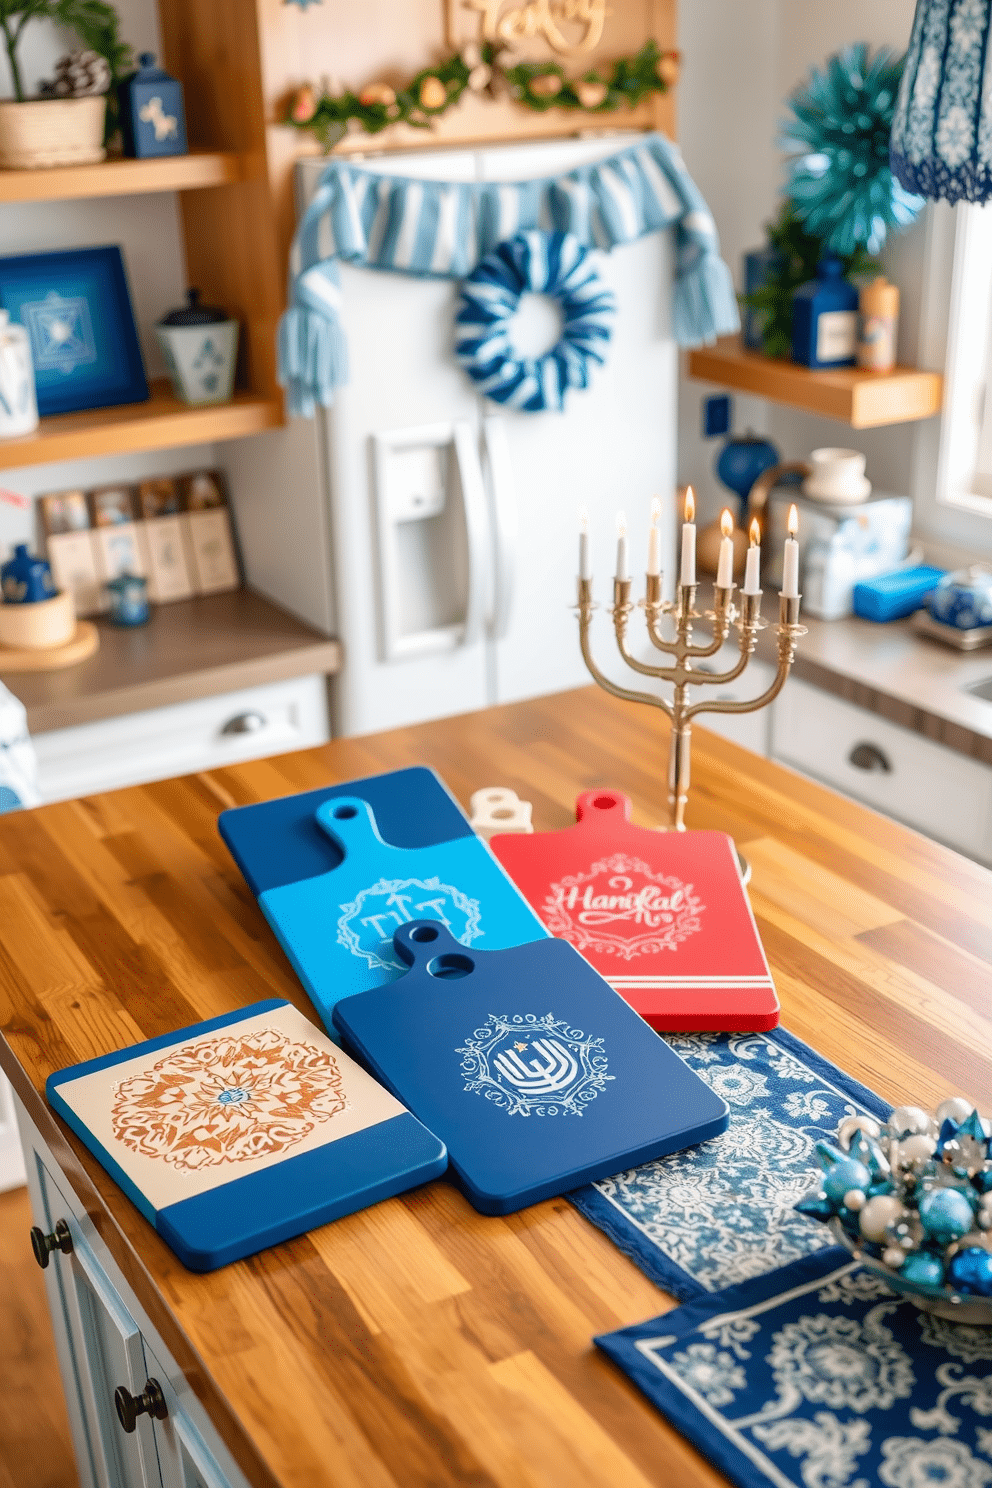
[[967, 677, 992, 702]]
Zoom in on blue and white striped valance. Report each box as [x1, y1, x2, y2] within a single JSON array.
[[279, 132, 740, 416]]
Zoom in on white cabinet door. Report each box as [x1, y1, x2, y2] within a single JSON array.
[[0, 1068, 25, 1191], [32, 1159, 162, 1488], [141, 1337, 248, 1488]]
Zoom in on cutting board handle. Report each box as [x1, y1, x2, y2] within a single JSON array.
[[314, 796, 388, 858], [393, 920, 479, 980], [574, 790, 632, 826]]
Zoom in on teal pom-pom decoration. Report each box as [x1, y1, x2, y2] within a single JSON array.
[[781, 43, 924, 256]]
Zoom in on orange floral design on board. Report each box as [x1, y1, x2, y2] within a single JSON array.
[[111, 1027, 349, 1173]]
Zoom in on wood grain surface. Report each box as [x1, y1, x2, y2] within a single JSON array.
[[2, 685, 991, 1488]]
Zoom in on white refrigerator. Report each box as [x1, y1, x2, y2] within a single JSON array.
[[224, 135, 678, 737]]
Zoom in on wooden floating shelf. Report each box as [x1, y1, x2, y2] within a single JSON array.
[[0, 149, 245, 204], [0, 379, 283, 471], [687, 336, 943, 429]]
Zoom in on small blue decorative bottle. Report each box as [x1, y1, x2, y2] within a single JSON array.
[[1, 543, 57, 604], [791, 256, 859, 369]]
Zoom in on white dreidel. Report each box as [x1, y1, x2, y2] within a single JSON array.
[[469, 786, 533, 842]]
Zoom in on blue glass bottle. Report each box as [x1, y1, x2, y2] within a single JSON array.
[[791, 256, 858, 369]]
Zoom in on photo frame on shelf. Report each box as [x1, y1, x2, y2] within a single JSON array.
[[179, 469, 239, 594], [0, 246, 148, 417], [39, 488, 91, 537], [90, 484, 138, 527], [138, 477, 181, 520]]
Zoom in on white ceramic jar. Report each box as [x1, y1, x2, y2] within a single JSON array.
[[0, 310, 38, 437]]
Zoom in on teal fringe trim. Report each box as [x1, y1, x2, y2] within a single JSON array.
[[671, 255, 740, 348], [277, 304, 349, 417]]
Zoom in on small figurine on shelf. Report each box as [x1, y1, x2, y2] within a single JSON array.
[[117, 52, 187, 158], [857, 276, 900, 372], [156, 291, 239, 406], [1, 542, 56, 603], [791, 255, 858, 369]]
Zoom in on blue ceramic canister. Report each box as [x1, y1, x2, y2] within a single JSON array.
[[791, 256, 859, 369], [926, 566, 992, 630], [1, 543, 57, 604], [117, 53, 187, 159], [106, 572, 149, 627]]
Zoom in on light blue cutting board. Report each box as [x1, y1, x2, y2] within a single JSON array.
[[260, 795, 548, 1039]]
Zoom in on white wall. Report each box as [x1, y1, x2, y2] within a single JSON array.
[[0, 0, 217, 564], [675, 0, 992, 561]]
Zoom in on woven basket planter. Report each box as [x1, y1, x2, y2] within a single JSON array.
[[0, 96, 105, 169]]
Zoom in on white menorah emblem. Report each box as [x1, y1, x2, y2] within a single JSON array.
[[492, 1038, 578, 1096], [337, 875, 481, 970], [457, 1013, 612, 1117]]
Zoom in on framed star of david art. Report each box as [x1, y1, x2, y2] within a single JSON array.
[[0, 246, 148, 416]]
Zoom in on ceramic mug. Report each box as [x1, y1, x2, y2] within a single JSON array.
[[803, 447, 871, 504]]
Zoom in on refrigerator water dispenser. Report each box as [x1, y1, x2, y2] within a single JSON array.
[[372, 421, 487, 661]]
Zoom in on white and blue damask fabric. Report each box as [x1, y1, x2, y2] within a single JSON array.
[[569, 1029, 890, 1302], [597, 1248, 992, 1488], [278, 131, 739, 415], [454, 231, 615, 412], [891, 0, 992, 203]]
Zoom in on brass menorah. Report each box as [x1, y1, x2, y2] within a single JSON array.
[[576, 498, 806, 832]]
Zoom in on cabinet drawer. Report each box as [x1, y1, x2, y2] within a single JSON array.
[[772, 679, 992, 861], [34, 674, 329, 802]]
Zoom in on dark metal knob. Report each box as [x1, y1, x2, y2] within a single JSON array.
[[114, 1378, 168, 1434], [220, 710, 265, 735], [848, 741, 892, 774], [30, 1220, 72, 1268]]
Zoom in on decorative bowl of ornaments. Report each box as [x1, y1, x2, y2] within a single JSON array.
[[796, 1098, 992, 1324]]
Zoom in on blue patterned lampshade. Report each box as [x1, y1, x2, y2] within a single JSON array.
[[891, 0, 992, 202]]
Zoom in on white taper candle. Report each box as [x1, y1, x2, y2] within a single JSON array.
[[716, 509, 735, 588], [680, 487, 696, 587], [743, 518, 761, 595]]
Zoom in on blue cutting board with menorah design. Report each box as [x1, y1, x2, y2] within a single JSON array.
[[255, 796, 548, 1041], [332, 921, 730, 1215]]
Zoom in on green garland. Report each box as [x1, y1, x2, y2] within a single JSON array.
[[286, 40, 678, 153], [741, 200, 875, 359]]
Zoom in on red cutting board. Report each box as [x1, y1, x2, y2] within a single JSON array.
[[489, 790, 779, 1032]]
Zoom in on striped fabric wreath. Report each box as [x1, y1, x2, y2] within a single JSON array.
[[454, 230, 615, 412]]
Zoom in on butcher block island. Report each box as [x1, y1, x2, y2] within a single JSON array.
[[1, 686, 990, 1488]]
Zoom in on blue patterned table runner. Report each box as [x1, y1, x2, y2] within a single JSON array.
[[596, 1247, 992, 1488], [570, 1029, 891, 1301]]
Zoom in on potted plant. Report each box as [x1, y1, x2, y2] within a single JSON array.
[[0, 1, 131, 168]]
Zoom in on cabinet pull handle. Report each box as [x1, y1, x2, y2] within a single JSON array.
[[848, 741, 892, 774], [30, 1220, 72, 1268], [220, 710, 266, 736], [115, 1378, 168, 1434]]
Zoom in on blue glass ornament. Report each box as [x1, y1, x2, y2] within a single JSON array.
[[918, 1187, 974, 1245], [900, 1250, 946, 1287], [822, 1157, 871, 1203], [947, 1246, 992, 1296], [891, 0, 992, 204], [782, 43, 924, 255], [715, 432, 780, 521]]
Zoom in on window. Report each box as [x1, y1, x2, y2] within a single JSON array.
[[935, 201, 992, 519]]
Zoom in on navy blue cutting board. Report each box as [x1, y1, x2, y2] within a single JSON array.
[[218, 765, 474, 897], [45, 999, 447, 1272], [333, 921, 730, 1216]]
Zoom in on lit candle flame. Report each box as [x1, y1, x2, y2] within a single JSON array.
[[650, 495, 662, 525], [788, 504, 799, 538], [684, 487, 695, 523], [720, 508, 733, 538], [617, 510, 627, 539], [749, 517, 760, 546], [578, 505, 589, 535]]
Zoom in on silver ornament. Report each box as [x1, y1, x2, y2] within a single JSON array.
[[936, 1097, 977, 1127], [837, 1114, 882, 1151], [888, 1105, 933, 1138]]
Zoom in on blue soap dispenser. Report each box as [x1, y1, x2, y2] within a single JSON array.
[[791, 255, 858, 369]]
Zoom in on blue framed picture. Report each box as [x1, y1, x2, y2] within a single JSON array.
[[0, 246, 148, 417]]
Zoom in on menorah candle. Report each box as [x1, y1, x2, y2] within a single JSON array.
[[647, 495, 662, 576], [578, 508, 591, 580], [716, 509, 735, 588], [615, 512, 629, 581], [782, 504, 800, 599], [743, 518, 761, 595], [680, 487, 696, 587]]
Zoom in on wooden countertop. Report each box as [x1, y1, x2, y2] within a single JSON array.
[[1, 589, 342, 735], [2, 687, 991, 1488]]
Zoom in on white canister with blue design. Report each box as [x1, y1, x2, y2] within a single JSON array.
[[0, 311, 38, 438], [0, 682, 40, 812]]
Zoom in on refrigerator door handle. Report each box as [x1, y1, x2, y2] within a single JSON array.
[[482, 415, 517, 640], [453, 420, 489, 648]]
